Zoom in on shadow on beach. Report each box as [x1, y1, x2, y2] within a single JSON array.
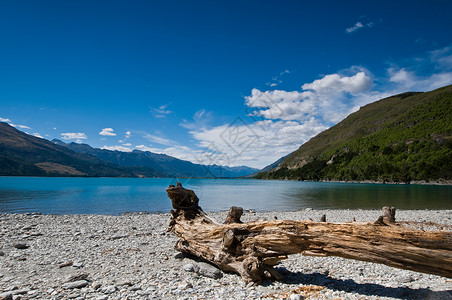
[[261, 267, 452, 300]]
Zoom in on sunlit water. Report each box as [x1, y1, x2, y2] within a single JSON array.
[[0, 177, 451, 214]]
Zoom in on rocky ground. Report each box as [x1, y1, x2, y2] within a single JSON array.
[[0, 209, 451, 300]]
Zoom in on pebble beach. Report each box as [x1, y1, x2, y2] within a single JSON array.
[[1, 209, 451, 300]]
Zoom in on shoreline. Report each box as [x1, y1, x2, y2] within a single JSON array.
[[1, 175, 452, 186], [1, 209, 451, 299]]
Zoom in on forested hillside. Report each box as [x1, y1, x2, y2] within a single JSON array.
[[256, 85, 452, 183]]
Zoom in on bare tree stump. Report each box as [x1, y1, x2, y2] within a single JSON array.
[[224, 206, 243, 224], [382, 206, 396, 223], [166, 183, 452, 284]]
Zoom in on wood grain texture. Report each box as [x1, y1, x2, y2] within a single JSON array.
[[166, 183, 452, 284]]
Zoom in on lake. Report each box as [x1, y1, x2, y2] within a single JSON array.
[[0, 177, 451, 215]]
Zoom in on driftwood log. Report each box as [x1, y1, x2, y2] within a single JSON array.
[[166, 183, 452, 284]]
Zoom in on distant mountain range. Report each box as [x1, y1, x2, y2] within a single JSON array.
[[0, 122, 258, 178], [256, 85, 452, 183], [52, 139, 258, 178]]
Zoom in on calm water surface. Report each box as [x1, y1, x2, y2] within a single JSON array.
[[0, 177, 451, 214]]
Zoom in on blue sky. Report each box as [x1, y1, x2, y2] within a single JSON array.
[[1, 0, 452, 168]]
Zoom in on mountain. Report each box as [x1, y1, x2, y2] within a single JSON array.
[[244, 155, 287, 178], [0, 122, 258, 178], [256, 85, 452, 183], [0, 122, 165, 177], [53, 140, 258, 178]]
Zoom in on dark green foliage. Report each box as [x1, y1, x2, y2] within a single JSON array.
[[257, 85, 452, 183]]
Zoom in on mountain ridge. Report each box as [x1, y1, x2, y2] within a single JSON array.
[[0, 123, 258, 178], [53, 139, 258, 178]]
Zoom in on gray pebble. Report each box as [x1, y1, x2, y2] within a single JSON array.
[[62, 280, 89, 289]]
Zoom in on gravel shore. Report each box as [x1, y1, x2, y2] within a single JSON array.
[[1, 209, 451, 300]]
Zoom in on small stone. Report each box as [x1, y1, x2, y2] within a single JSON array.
[[0, 292, 12, 300], [91, 282, 102, 289], [289, 295, 304, 300], [62, 280, 89, 289], [191, 262, 223, 279], [11, 289, 30, 295], [177, 281, 193, 290], [72, 261, 84, 268], [67, 293, 80, 299], [399, 275, 414, 283], [183, 263, 194, 272], [59, 262, 73, 268], [96, 296, 108, 300], [66, 273, 89, 282], [0, 251, 5, 256], [100, 285, 117, 294], [116, 280, 132, 286], [13, 244, 28, 250]]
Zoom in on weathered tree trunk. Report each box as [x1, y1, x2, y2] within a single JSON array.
[[166, 183, 452, 284]]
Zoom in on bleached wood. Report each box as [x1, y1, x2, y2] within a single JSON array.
[[166, 183, 452, 284]]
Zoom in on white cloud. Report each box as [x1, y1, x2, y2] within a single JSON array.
[[13, 124, 31, 129], [345, 18, 378, 34], [32, 133, 43, 138], [266, 69, 291, 87], [144, 133, 177, 146], [101, 145, 132, 152], [345, 21, 364, 33], [180, 109, 213, 130], [183, 69, 393, 168], [188, 118, 329, 168], [302, 71, 372, 94], [135, 145, 157, 152], [122, 143, 132, 147], [61, 132, 87, 142], [99, 128, 116, 136], [388, 67, 452, 91], [125, 131, 131, 139], [1, 117, 31, 129], [151, 104, 173, 118], [246, 70, 373, 124], [430, 45, 452, 70], [135, 144, 199, 160]]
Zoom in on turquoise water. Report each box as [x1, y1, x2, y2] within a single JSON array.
[[0, 177, 451, 214]]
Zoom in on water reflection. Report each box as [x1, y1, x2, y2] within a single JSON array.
[[281, 182, 452, 209], [0, 177, 451, 214]]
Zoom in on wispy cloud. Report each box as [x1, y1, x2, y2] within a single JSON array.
[[61, 132, 88, 143], [125, 131, 131, 139], [345, 21, 364, 33], [99, 128, 117, 136], [345, 17, 379, 34], [180, 109, 213, 130], [143, 132, 178, 146], [135, 144, 203, 162], [266, 69, 291, 87], [0, 117, 31, 129], [150, 104, 173, 118], [387, 44, 452, 91]]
